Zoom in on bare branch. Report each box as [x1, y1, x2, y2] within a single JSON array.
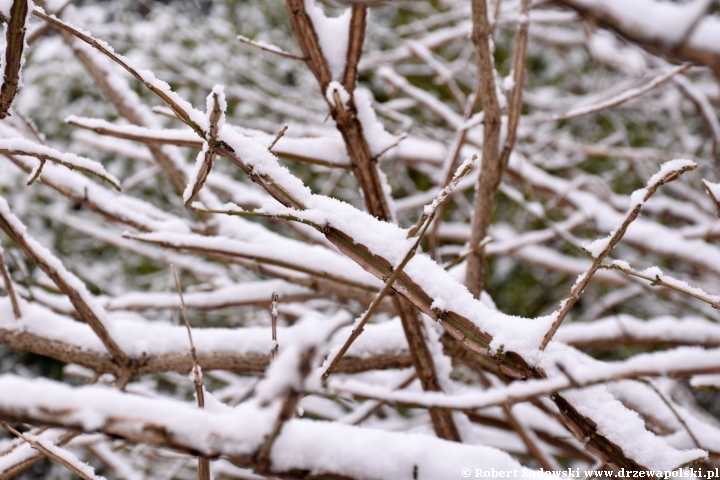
[[170, 265, 210, 480], [497, 0, 531, 167], [603, 262, 720, 309], [532, 64, 691, 124], [0, 245, 21, 319], [466, 0, 503, 298], [237, 34, 305, 61], [1, 424, 102, 480], [0, 0, 29, 118], [0, 199, 130, 369], [270, 291, 278, 361], [539, 160, 697, 350]]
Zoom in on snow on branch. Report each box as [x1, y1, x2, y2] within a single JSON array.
[[0, 198, 129, 369], [539, 159, 696, 350], [0, 374, 534, 478], [0, 137, 121, 189]]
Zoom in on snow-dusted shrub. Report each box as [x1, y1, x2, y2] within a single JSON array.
[[0, 0, 719, 478]]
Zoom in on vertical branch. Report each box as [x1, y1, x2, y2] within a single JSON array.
[[427, 87, 482, 258], [498, 0, 531, 167], [184, 89, 224, 206], [255, 348, 315, 473], [0, 0, 29, 118], [171, 265, 210, 480], [284, 0, 461, 441], [394, 296, 461, 442], [343, 4, 366, 94], [270, 291, 279, 360], [285, 0, 391, 220], [0, 245, 21, 319], [465, 0, 503, 298]]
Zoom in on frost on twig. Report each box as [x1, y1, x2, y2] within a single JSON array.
[[237, 35, 305, 61]]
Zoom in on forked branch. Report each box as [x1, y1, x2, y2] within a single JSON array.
[[539, 160, 697, 350]]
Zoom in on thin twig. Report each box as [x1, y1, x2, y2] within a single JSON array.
[[639, 378, 702, 449], [539, 161, 696, 350], [427, 86, 482, 259], [268, 124, 288, 151], [1, 423, 103, 480], [26, 0, 73, 44], [0, 201, 130, 369], [602, 262, 720, 309], [184, 89, 224, 206], [497, 0, 531, 167], [533, 64, 691, 124], [270, 291, 279, 360], [13, 109, 46, 144], [237, 34, 306, 61], [32, 8, 207, 138], [322, 160, 474, 383], [407, 155, 476, 237], [0, 143, 121, 190], [443, 236, 492, 271], [170, 264, 210, 480], [0, 245, 21, 319], [703, 179, 720, 217]]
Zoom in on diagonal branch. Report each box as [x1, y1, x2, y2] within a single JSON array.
[[0, 199, 130, 369], [1, 423, 103, 480], [539, 160, 697, 350], [0, 245, 21, 319], [284, 0, 391, 220], [184, 88, 224, 206]]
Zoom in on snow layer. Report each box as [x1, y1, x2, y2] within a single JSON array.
[[0, 375, 536, 476], [303, 0, 351, 80]]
